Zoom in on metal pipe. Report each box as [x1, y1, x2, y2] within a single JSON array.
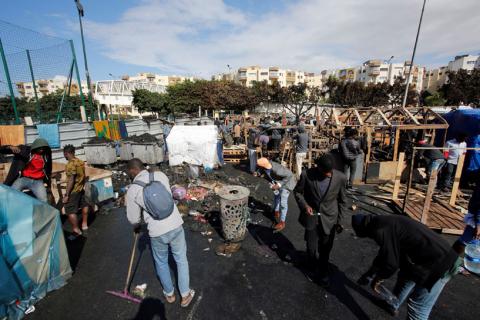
[[26, 49, 41, 121], [0, 38, 19, 124], [402, 0, 427, 108]]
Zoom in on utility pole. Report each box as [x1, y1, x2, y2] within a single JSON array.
[[74, 0, 99, 119], [402, 0, 427, 108]]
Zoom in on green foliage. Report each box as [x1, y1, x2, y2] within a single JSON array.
[[424, 92, 446, 106], [132, 89, 169, 115], [439, 69, 480, 107], [0, 91, 88, 123], [274, 82, 322, 123], [325, 77, 418, 108]]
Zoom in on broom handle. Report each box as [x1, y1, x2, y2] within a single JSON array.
[[124, 232, 139, 293]]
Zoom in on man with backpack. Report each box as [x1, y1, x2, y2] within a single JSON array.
[[125, 158, 195, 307]]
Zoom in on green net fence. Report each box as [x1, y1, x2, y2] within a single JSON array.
[[0, 19, 89, 124]]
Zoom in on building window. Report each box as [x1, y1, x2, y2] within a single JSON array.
[[380, 68, 388, 71], [467, 61, 475, 64], [260, 72, 268, 76], [248, 73, 256, 76]]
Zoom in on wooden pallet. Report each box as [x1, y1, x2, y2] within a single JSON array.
[[393, 197, 465, 235], [223, 148, 247, 163]]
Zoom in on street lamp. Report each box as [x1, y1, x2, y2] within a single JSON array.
[[402, 0, 427, 108], [385, 56, 395, 64], [74, 0, 97, 117]]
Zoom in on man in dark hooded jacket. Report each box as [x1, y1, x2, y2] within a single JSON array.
[[352, 214, 459, 320], [0, 138, 53, 202]]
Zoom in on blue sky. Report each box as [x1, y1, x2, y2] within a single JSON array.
[[1, 0, 479, 81]]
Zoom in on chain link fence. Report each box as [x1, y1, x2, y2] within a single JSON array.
[[0, 20, 90, 124]]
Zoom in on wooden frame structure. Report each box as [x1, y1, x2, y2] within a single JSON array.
[[391, 147, 479, 235], [315, 106, 449, 182]]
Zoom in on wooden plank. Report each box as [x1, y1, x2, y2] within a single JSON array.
[[402, 108, 421, 125], [421, 168, 438, 224], [375, 108, 392, 126], [441, 228, 464, 235], [354, 109, 364, 126], [393, 129, 400, 161], [449, 153, 465, 206], [392, 153, 405, 200]]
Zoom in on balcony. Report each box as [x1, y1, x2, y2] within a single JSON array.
[[368, 69, 380, 76], [238, 72, 247, 79], [269, 67, 280, 72], [269, 72, 279, 79], [367, 60, 382, 67]]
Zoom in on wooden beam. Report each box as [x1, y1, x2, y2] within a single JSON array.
[[375, 108, 392, 126], [332, 108, 341, 126], [354, 109, 364, 126], [393, 128, 401, 161], [402, 107, 421, 125], [449, 153, 466, 206], [392, 152, 405, 200], [421, 168, 438, 224]]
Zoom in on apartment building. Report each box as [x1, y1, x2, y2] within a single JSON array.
[[422, 66, 448, 92], [447, 54, 479, 73], [124, 73, 195, 86], [16, 76, 89, 99]]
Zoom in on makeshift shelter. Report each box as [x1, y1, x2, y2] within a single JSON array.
[[0, 185, 72, 320], [166, 125, 219, 167]]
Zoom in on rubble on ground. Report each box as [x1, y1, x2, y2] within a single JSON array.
[[86, 136, 113, 144], [128, 133, 160, 143]]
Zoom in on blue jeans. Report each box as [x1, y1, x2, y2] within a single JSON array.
[[427, 159, 446, 178], [150, 226, 191, 297], [248, 149, 257, 173], [12, 177, 48, 202], [391, 274, 452, 320], [273, 189, 290, 222], [217, 140, 224, 165], [458, 225, 476, 245]]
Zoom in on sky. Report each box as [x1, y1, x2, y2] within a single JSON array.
[[1, 0, 479, 81]]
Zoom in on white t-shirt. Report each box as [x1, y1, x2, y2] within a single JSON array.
[[446, 139, 467, 165]]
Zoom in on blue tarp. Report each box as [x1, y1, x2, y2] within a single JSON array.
[[0, 185, 72, 319], [36, 124, 60, 148], [440, 109, 480, 172]]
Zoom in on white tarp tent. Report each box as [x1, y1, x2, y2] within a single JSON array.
[[166, 125, 219, 166]]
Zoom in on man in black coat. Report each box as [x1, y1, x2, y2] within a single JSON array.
[[352, 214, 459, 320], [294, 154, 347, 286]]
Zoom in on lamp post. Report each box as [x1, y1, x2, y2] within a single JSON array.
[[385, 55, 395, 64], [74, 0, 98, 118], [402, 0, 427, 108]]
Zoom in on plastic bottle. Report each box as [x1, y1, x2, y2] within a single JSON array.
[[464, 240, 480, 274]]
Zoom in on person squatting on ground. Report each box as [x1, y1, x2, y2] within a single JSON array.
[[125, 158, 195, 307], [452, 182, 480, 255], [295, 125, 310, 179], [256, 157, 296, 233], [63, 145, 90, 239], [340, 128, 362, 188], [352, 214, 460, 320], [439, 133, 467, 191], [0, 138, 52, 202], [294, 154, 347, 287]]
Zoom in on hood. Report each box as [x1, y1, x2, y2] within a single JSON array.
[[31, 138, 50, 151], [298, 126, 305, 133]]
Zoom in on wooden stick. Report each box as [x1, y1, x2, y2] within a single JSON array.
[[422, 168, 438, 225], [392, 152, 405, 200], [124, 232, 139, 292], [449, 153, 465, 206], [402, 149, 416, 214]]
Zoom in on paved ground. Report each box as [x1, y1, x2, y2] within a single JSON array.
[[28, 164, 479, 320]]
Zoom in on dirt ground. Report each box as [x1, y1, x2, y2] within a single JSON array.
[[27, 163, 480, 320]]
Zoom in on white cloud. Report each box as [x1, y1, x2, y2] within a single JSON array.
[[84, 0, 480, 76]]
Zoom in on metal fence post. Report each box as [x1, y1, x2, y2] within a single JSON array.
[[69, 40, 89, 120], [26, 49, 41, 121], [0, 38, 20, 124]]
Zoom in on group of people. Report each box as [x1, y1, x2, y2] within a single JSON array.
[[2, 122, 478, 319], [1, 139, 90, 239]]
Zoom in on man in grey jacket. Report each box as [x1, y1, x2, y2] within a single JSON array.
[[294, 154, 347, 286], [125, 159, 195, 307], [340, 128, 362, 188], [257, 157, 296, 232]]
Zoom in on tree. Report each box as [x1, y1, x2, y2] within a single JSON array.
[[132, 89, 170, 115], [275, 82, 321, 123], [440, 69, 480, 107], [423, 92, 446, 106]]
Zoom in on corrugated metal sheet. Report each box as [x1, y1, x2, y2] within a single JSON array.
[[124, 119, 164, 140]]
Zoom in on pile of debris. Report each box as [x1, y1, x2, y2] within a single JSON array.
[[85, 136, 112, 144], [129, 133, 160, 144]]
